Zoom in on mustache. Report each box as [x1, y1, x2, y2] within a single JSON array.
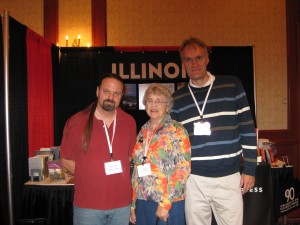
[[102, 99, 117, 111], [104, 99, 115, 103]]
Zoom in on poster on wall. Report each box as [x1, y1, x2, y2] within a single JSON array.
[[122, 83, 137, 110]]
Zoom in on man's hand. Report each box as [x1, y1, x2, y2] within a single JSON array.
[[240, 174, 255, 194], [130, 207, 136, 224]]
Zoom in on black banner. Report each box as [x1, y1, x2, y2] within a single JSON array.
[[278, 178, 300, 216], [243, 164, 273, 225], [55, 46, 255, 145]]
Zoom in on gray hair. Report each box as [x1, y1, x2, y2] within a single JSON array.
[[179, 37, 209, 59], [143, 83, 173, 111]]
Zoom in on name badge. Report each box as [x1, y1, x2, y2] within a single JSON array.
[[137, 163, 152, 177], [104, 160, 123, 175], [194, 121, 211, 136]]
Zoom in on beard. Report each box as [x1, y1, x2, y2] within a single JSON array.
[[102, 99, 116, 111]]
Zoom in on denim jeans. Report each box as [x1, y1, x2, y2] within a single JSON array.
[[73, 204, 131, 225], [135, 199, 185, 225]]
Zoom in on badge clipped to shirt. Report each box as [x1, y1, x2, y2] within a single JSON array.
[[137, 163, 152, 177], [104, 160, 123, 175], [194, 121, 211, 136]]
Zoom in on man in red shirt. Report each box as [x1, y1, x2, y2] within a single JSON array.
[[60, 73, 136, 225]]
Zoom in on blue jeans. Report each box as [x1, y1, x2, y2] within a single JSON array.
[[135, 199, 185, 225], [73, 204, 131, 225]]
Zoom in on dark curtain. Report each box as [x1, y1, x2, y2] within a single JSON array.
[[52, 45, 60, 148], [208, 46, 256, 126], [0, 16, 59, 224], [272, 167, 297, 220], [0, 17, 29, 224], [243, 164, 274, 225], [9, 16, 29, 224], [54, 47, 114, 145], [21, 185, 74, 225], [55, 47, 255, 144]]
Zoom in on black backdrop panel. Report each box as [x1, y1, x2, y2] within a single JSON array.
[[0, 17, 29, 225], [55, 47, 255, 145], [209, 46, 256, 126]]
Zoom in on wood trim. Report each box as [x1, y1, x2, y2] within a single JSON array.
[[44, 0, 58, 44], [280, 13, 300, 211], [92, 0, 107, 46], [260, 0, 299, 177], [286, 0, 300, 176], [258, 0, 299, 177]]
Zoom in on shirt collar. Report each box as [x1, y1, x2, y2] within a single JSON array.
[[189, 72, 215, 88]]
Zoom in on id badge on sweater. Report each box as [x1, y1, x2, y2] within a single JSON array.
[[137, 163, 152, 177], [194, 121, 211, 135], [104, 160, 123, 175]]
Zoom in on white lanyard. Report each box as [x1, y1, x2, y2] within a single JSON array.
[[97, 109, 117, 160], [142, 127, 157, 164], [188, 79, 214, 121]]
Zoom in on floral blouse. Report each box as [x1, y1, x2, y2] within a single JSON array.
[[131, 114, 191, 210]]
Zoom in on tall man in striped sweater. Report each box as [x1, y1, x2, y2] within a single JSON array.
[[171, 37, 257, 225]]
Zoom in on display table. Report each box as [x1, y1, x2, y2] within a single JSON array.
[[21, 177, 74, 225], [243, 164, 298, 225], [22, 165, 299, 225], [272, 165, 296, 220]]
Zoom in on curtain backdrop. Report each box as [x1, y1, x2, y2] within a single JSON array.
[[26, 29, 54, 157], [243, 164, 274, 225], [52, 45, 60, 149], [208, 46, 256, 126], [0, 16, 28, 225], [56, 47, 255, 145], [1, 16, 56, 225], [54, 47, 114, 144]]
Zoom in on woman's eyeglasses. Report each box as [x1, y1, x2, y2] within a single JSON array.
[[145, 99, 168, 106]]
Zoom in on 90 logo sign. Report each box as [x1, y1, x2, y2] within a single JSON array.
[[285, 187, 295, 202]]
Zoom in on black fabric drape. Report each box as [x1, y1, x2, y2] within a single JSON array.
[[272, 166, 296, 219], [54, 47, 114, 145], [21, 185, 74, 225], [9, 16, 29, 223], [55, 47, 255, 145], [243, 164, 274, 225], [52, 45, 60, 147], [209, 46, 256, 126], [0, 16, 29, 224]]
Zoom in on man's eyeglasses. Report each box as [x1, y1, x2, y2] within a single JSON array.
[[145, 99, 168, 106]]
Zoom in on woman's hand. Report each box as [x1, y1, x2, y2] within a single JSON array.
[[130, 207, 136, 224], [156, 204, 169, 222]]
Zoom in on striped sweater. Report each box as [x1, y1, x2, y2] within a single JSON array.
[[171, 75, 257, 177]]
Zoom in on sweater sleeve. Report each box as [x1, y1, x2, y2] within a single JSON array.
[[235, 78, 257, 176]]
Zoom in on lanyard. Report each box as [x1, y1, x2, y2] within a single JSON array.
[[96, 109, 117, 160], [142, 126, 157, 164], [188, 78, 214, 121]]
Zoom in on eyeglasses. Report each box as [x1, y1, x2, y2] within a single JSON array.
[[101, 89, 123, 97], [145, 99, 168, 106]]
